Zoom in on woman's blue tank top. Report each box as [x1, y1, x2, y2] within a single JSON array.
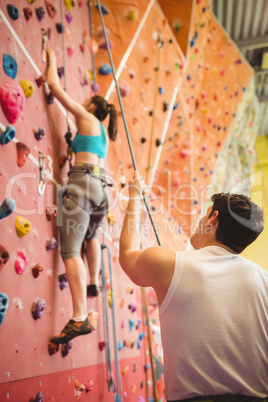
[[71, 123, 108, 159]]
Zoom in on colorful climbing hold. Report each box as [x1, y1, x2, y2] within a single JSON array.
[[107, 289, 116, 308], [61, 341, 72, 357], [56, 23, 65, 33], [163, 101, 169, 112], [45, 0, 56, 18], [34, 127, 45, 141], [0, 198, 15, 220], [131, 385, 137, 394], [58, 273, 68, 289], [98, 341, 105, 350], [64, 0, 75, 11], [20, 79, 34, 98], [46, 205, 57, 221], [98, 63, 112, 75], [36, 7, 45, 21], [34, 392, 43, 402], [99, 40, 112, 50], [15, 216, 31, 237], [16, 142, 30, 167], [23, 7, 32, 21], [118, 340, 124, 350], [122, 366, 129, 375], [48, 342, 59, 355], [95, 4, 109, 14], [74, 379, 85, 399], [3, 54, 18, 79], [32, 298, 46, 320], [0, 124, 16, 145], [7, 4, 19, 20], [129, 319, 135, 331], [35, 74, 46, 88], [65, 11, 73, 23], [0, 81, 26, 124], [0, 293, 9, 325], [0, 245, 9, 268], [46, 238, 57, 251], [126, 9, 138, 21], [107, 210, 115, 225], [119, 82, 130, 97], [32, 263, 43, 278], [14, 249, 28, 274], [87, 37, 99, 54]]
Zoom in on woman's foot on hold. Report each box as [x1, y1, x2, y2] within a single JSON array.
[[87, 284, 100, 298], [50, 315, 94, 345]]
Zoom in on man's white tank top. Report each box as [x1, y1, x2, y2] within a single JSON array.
[[159, 246, 268, 401]]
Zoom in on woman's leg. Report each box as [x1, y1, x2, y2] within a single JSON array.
[[85, 238, 101, 287], [64, 256, 88, 317]]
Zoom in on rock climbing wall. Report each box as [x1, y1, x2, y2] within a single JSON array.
[[0, 0, 256, 401]]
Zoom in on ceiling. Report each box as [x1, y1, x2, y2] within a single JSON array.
[[211, 0, 268, 136]]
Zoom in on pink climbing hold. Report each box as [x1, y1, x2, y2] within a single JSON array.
[[15, 249, 28, 275], [180, 149, 190, 158], [0, 81, 26, 124], [119, 82, 130, 97], [173, 178, 181, 187]]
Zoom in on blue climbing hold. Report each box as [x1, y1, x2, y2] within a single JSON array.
[[136, 338, 141, 349], [0, 198, 16, 220], [139, 332, 145, 340], [3, 54, 18, 79], [7, 4, 19, 20], [159, 86, 164, 94], [114, 394, 122, 402], [98, 63, 112, 75], [95, 4, 109, 14], [0, 124, 16, 145], [118, 340, 124, 350], [0, 293, 9, 325], [173, 102, 179, 110], [129, 319, 134, 332]]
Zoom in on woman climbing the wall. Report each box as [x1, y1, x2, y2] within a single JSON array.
[[46, 48, 117, 344]]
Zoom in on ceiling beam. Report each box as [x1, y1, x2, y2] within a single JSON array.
[[236, 34, 268, 50]]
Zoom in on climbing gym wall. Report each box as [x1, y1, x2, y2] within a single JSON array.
[[0, 0, 257, 401]]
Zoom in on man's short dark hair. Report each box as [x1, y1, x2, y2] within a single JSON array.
[[209, 193, 263, 253]]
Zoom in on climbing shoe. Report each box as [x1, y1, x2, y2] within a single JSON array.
[[87, 284, 99, 298], [50, 315, 94, 345]]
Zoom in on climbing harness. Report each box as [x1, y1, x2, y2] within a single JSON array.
[[100, 228, 122, 401], [96, 0, 161, 247]]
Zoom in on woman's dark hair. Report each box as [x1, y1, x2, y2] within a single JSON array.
[[209, 193, 263, 253], [90, 95, 117, 141]]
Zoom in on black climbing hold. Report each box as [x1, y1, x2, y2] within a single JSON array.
[[163, 101, 169, 112], [36, 7, 45, 21], [149, 111, 153, 116], [156, 138, 162, 147], [141, 137, 146, 143], [95, 3, 109, 14], [56, 23, 65, 33]]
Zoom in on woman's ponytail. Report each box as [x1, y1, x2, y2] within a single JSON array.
[[107, 104, 117, 141]]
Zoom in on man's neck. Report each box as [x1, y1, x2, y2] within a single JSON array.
[[202, 240, 237, 254]]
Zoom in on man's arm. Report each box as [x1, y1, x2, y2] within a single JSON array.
[[119, 172, 175, 305]]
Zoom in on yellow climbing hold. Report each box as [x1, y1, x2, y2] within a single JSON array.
[[126, 10, 138, 21], [107, 211, 115, 225], [107, 290, 116, 308], [20, 79, 34, 98], [15, 216, 31, 237], [27, 0, 36, 3], [64, 0, 75, 11]]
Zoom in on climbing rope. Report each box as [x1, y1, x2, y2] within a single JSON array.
[[101, 229, 122, 400], [59, 0, 72, 169], [145, 28, 164, 185], [87, 1, 97, 95], [96, 0, 161, 246]]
